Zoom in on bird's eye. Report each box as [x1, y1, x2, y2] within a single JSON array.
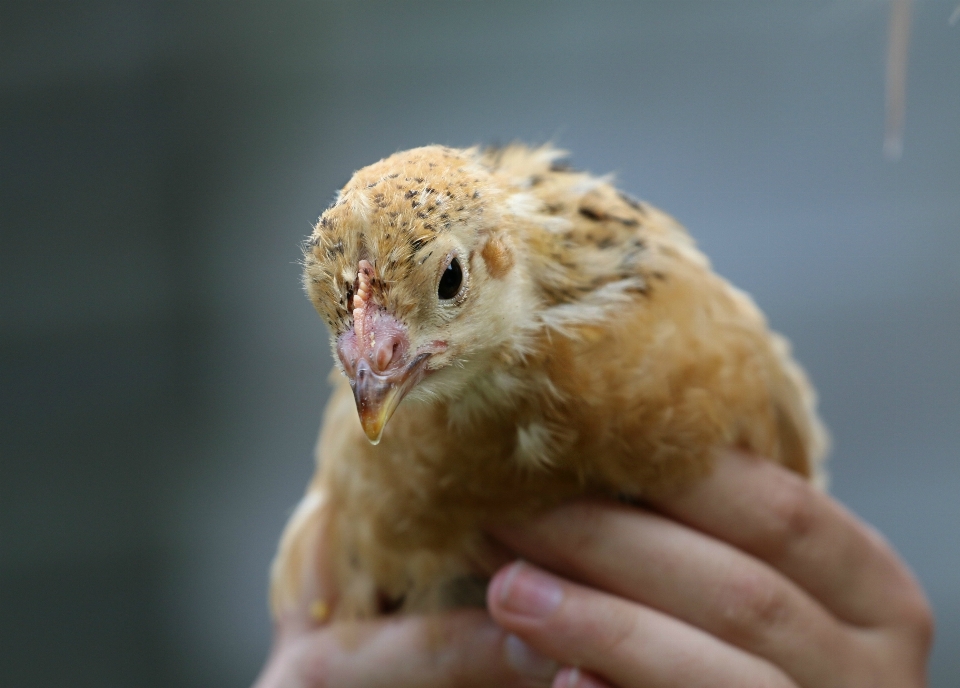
[[438, 257, 463, 300]]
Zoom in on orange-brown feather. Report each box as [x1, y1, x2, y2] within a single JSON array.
[[274, 144, 827, 621]]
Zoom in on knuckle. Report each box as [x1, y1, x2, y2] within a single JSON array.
[[593, 599, 641, 659], [290, 636, 331, 688], [902, 593, 935, 653], [431, 614, 508, 688], [548, 501, 608, 557], [762, 672, 801, 688], [752, 667, 799, 688], [765, 476, 817, 544], [438, 657, 467, 687], [424, 629, 467, 686], [716, 570, 790, 644], [439, 642, 478, 688]]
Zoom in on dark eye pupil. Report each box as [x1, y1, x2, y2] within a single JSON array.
[[438, 258, 462, 300]]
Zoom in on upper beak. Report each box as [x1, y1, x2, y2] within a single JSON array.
[[350, 353, 430, 444]]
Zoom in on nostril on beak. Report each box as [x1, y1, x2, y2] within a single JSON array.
[[373, 336, 397, 372]]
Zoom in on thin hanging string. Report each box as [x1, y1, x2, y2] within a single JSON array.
[[884, 0, 913, 160]]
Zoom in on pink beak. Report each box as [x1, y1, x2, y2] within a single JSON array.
[[336, 309, 430, 444]]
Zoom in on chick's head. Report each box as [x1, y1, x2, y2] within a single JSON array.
[[303, 146, 529, 443]]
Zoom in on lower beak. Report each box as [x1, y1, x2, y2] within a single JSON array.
[[351, 354, 430, 444]]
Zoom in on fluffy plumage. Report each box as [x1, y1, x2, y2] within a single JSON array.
[[270, 144, 828, 621]]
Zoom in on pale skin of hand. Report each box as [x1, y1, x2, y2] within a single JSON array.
[[252, 451, 933, 688]]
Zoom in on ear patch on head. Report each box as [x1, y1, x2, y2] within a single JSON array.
[[481, 235, 513, 279]]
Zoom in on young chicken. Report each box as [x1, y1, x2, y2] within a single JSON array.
[[270, 144, 828, 622]]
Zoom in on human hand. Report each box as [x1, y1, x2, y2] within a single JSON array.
[[252, 515, 558, 688], [252, 608, 559, 687], [486, 450, 934, 688]]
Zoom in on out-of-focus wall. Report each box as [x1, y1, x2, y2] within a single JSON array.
[[1, 2, 957, 686]]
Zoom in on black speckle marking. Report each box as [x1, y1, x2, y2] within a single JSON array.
[[405, 189, 417, 199], [579, 206, 640, 227], [549, 160, 574, 173], [472, 190, 480, 199], [416, 211, 427, 219], [377, 590, 405, 616], [617, 191, 647, 214], [597, 237, 615, 250], [579, 207, 603, 222], [387, 173, 399, 178], [418, 250, 433, 265], [414, 177, 425, 183], [411, 236, 430, 252], [366, 180, 379, 188], [545, 202, 564, 215], [411, 200, 421, 208]]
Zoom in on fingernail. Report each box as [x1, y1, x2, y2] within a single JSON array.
[[497, 561, 563, 618], [553, 667, 582, 688], [555, 667, 607, 688], [504, 633, 558, 682]]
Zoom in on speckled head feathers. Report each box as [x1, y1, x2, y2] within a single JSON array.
[[303, 146, 501, 334], [302, 142, 707, 400]]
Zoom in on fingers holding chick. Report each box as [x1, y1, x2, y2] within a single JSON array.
[[487, 451, 931, 688], [255, 609, 560, 688], [487, 560, 797, 688]]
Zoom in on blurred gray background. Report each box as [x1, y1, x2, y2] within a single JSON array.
[[1, 1, 957, 686]]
